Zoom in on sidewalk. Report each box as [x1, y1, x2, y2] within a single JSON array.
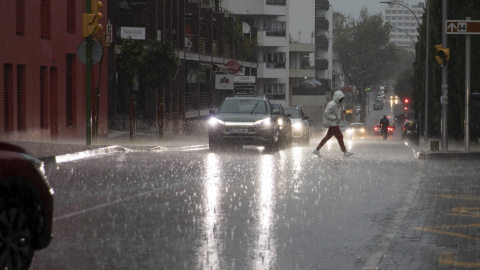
[[406, 135, 480, 160]]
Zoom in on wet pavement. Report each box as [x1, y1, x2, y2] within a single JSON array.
[[5, 125, 480, 269]]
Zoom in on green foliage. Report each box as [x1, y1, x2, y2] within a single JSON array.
[[333, 8, 399, 89], [116, 38, 179, 88], [117, 38, 144, 78], [141, 39, 179, 87], [413, 0, 480, 139]]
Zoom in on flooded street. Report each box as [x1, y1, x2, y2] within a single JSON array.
[[31, 134, 421, 269]]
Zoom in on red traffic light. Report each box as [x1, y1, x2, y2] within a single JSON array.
[[404, 98, 409, 104], [404, 106, 408, 111]]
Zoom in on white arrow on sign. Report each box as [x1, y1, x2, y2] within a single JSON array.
[[447, 23, 457, 32]]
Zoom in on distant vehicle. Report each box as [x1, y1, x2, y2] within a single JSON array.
[[376, 96, 385, 104], [346, 123, 366, 138], [208, 96, 281, 151], [355, 106, 361, 115], [284, 107, 310, 145], [374, 124, 394, 136], [0, 142, 54, 269], [272, 103, 293, 149], [373, 102, 383, 110]]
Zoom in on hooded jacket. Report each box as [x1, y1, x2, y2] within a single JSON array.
[[323, 90, 345, 127]]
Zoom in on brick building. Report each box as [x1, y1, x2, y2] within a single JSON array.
[[0, 0, 109, 142]]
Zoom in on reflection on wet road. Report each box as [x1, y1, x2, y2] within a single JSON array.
[[32, 136, 419, 269]]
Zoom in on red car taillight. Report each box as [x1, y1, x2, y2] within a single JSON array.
[[388, 127, 393, 131]]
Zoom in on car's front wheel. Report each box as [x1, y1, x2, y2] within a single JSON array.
[[0, 197, 35, 270]]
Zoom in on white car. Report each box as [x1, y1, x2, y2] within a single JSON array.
[[284, 107, 310, 145]]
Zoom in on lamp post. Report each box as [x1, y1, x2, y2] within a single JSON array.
[[387, 25, 415, 46]]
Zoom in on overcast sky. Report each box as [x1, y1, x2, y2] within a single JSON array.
[[329, 0, 424, 18]]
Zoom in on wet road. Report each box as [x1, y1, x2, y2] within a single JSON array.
[[31, 131, 422, 269]]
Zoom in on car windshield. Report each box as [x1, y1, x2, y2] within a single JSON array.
[[218, 99, 268, 114], [284, 109, 301, 118], [350, 123, 364, 128]]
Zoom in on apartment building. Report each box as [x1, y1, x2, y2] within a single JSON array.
[[382, 1, 424, 50]]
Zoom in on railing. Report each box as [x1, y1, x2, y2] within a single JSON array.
[[266, 0, 286, 5], [266, 30, 286, 37], [266, 62, 286, 68]]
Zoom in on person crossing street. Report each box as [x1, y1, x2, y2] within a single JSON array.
[[312, 90, 353, 157]]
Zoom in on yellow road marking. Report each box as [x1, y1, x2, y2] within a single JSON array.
[[412, 223, 480, 241], [439, 252, 480, 268]]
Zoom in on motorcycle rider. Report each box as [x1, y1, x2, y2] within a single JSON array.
[[380, 115, 389, 138]]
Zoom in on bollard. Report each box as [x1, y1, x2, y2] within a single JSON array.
[[431, 140, 439, 151]]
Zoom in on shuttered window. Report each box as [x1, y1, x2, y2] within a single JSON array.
[[40, 66, 48, 128], [16, 65, 26, 131], [41, 0, 51, 38], [67, 0, 76, 33], [66, 54, 76, 126], [16, 0, 25, 35], [3, 64, 13, 132]]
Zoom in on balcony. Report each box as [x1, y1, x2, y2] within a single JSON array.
[[257, 62, 287, 78], [315, 58, 329, 70], [315, 35, 328, 50], [315, 0, 330, 10], [257, 30, 288, 47], [289, 66, 315, 78], [292, 87, 327, 96], [315, 17, 329, 30], [266, 0, 286, 6]]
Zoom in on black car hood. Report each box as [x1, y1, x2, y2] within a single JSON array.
[[213, 113, 272, 123]]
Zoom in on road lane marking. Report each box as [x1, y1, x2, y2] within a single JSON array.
[[412, 224, 480, 241], [439, 252, 480, 268]]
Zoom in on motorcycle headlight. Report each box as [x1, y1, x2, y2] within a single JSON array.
[[209, 117, 224, 127], [255, 118, 272, 127]]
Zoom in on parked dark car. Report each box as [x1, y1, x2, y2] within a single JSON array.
[[272, 103, 293, 149], [208, 97, 281, 151], [0, 142, 54, 270], [284, 107, 310, 145]]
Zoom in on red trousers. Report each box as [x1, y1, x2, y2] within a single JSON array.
[[316, 126, 347, 152]]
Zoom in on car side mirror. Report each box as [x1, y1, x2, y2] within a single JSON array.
[[303, 116, 309, 120], [272, 109, 280, 115], [285, 113, 291, 117], [209, 109, 216, 115]]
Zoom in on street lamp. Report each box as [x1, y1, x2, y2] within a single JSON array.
[[386, 25, 415, 46]]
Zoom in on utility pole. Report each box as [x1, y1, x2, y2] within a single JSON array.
[[441, 0, 448, 149]]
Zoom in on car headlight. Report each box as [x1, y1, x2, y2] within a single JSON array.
[[292, 122, 303, 131], [209, 117, 224, 127], [346, 129, 353, 134], [361, 128, 365, 132], [255, 117, 272, 127], [277, 118, 284, 126]]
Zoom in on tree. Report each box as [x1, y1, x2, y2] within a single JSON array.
[[141, 39, 179, 87], [413, 0, 480, 140], [334, 8, 399, 90]]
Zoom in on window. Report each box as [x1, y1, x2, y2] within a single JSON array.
[[264, 21, 286, 37], [40, 66, 49, 128], [41, 0, 51, 38], [16, 65, 26, 131], [264, 52, 286, 68], [264, 83, 285, 100], [16, 0, 25, 35], [3, 64, 13, 132], [66, 54, 76, 126], [67, 0, 76, 33]]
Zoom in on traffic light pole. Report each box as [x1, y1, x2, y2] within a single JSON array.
[[85, 0, 92, 145], [441, 0, 448, 150], [465, 17, 471, 151]]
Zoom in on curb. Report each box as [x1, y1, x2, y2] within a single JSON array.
[[39, 145, 131, 165], [406, 141, 480, 160]]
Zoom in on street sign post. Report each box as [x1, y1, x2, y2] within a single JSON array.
[[446, 18, 478, 151], [446, 20, 480, 34]]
